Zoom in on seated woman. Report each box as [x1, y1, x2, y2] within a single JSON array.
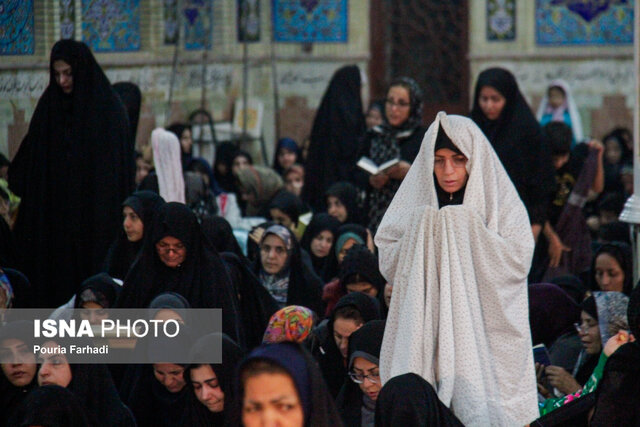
[[103, 191, 166, 280], [336, 320, 386, 427], [377, 113, 538, 425], [375, 373, 464, 426], [590, 242, 633, 296], [0, 321, 38, 426], [300, 213, 341, 282], [284, 164, 305, 198], [236, 166, 284, 219], [273, 137, 301, 176], [185, 333, 245, 425], [252, 224, 323, 314], [234, 341, 342, 427], [310, 292, 381, 398], [9, 385, 91, 427], [537, 292, 629, 413], [324, 243, 384, 318], [116, 202, 241, 341], [268, 191, 306, 239], [590, 284, 640, 425], [326, 181, 363, 225], [49, 272, 121, 323], [36, 339, 135, 426]]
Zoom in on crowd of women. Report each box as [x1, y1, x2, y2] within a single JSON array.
[[1, 39, 639, 426]]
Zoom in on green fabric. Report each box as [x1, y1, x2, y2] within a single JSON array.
[[538, 352, 608, 416]]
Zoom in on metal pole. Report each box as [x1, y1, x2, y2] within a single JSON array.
[[166, 0, 183, 125], [619, 0, 640, 285], [242, 41, 249, 140]]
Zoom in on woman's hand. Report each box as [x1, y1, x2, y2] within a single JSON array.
[[604, 330, 632, 356], [369, 173, 390, 189], [548, 235, 571, 268], [545, 365, 581, 395], [535, 362, 551, 398], [386, 161, 411, 180], [249, 227, 265, 244]]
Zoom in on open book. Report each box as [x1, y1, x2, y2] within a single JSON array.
[[357, 157, 400, 175]]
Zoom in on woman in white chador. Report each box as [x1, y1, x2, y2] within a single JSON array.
[[376, 112, 539, 426]]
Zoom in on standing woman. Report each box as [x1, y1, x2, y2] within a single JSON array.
[[376, 112, 538, 426], [355, 77, 427, 234], [471, 67, 555, 239], [303, 65, 366, 212], [9, 40, 133, 307]]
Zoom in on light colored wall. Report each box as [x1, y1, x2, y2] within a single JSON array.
[[0, 1, 370, 163], [469, 0, 633, 139]]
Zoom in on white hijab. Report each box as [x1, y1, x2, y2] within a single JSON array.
[[376, 112, 538, 426], [151, 128, 185, 203], [536, 79, 584, 143]]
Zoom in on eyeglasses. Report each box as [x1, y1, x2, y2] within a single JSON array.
[[348, 371, 380, 384], [574, 322, 597, 334], [155, 242, 186, 253], [385, 99, 410, 109]]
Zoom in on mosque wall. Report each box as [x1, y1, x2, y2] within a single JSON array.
[[0, 0, 369, 164], [469, 0, 634, 140]]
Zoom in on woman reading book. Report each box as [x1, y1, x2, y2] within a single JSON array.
[[353, 77, 427, 235]]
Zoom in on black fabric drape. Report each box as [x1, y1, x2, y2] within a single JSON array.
[[117, 202, 241, 342], [303, 65, 366, 211], [375, 373, 464, 427], [103, 190, 165, 281], [9, 385, 92, 427], [221, 252, 279, 350], [470, 67, 555, 226], [9, 40, 134, 307], [0, 216, 15, 268], [112, 81, 141, 161], [201, 215, 246, 262]]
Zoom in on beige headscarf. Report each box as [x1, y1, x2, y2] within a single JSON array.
[[236, 166, 283, 216]]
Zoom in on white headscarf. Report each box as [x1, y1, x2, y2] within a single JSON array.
[[376, 112, 538, 426], [536, 79, 584, 143], [151, 128, 185, 203]]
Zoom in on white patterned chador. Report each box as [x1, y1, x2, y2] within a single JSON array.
[[376, 112, 538, 427]]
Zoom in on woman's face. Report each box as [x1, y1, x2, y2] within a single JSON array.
[[595, 253, 625, 292], [385, 85, 411, 128], [345, 281, 378, 298], [327, 196, 348, 223], [333, 317, 362, 359], [547, 86, 566, 109], [37, 342, 72, 388], [156, 236, 187, 268], [79, 301, 109, 325], [352, 357, 381, 401], [577, 311, 601, 355], [242, 372, 304, 427], [154, 363, 186, 393], [135, 157, 152, 185], [338, 238, 358, 263], [232, 156, 250, 176], [260, 234, 289, 275], [277, 148, 297, 171], [478, 86, 506, 121], [53, 60, 73, 94], [284, 173, 304, 197], [123, 206, 144, 242], [604, 138, 623, 165], [269, 208, 294, 230], [191, 364, 224, 413], [366, 107, 383, 129], [383, 283, 392, 308], [434, 148, 469, 193], [1, 338, 37, 387], [310, 230, 333, 258], [180, 129, 193, 154]]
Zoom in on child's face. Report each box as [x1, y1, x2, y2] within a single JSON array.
[[604, 138, 623, 165], [548, 87, 566, 109]]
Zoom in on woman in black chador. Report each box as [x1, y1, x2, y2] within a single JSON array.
[[9, 40, 134, 307]]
